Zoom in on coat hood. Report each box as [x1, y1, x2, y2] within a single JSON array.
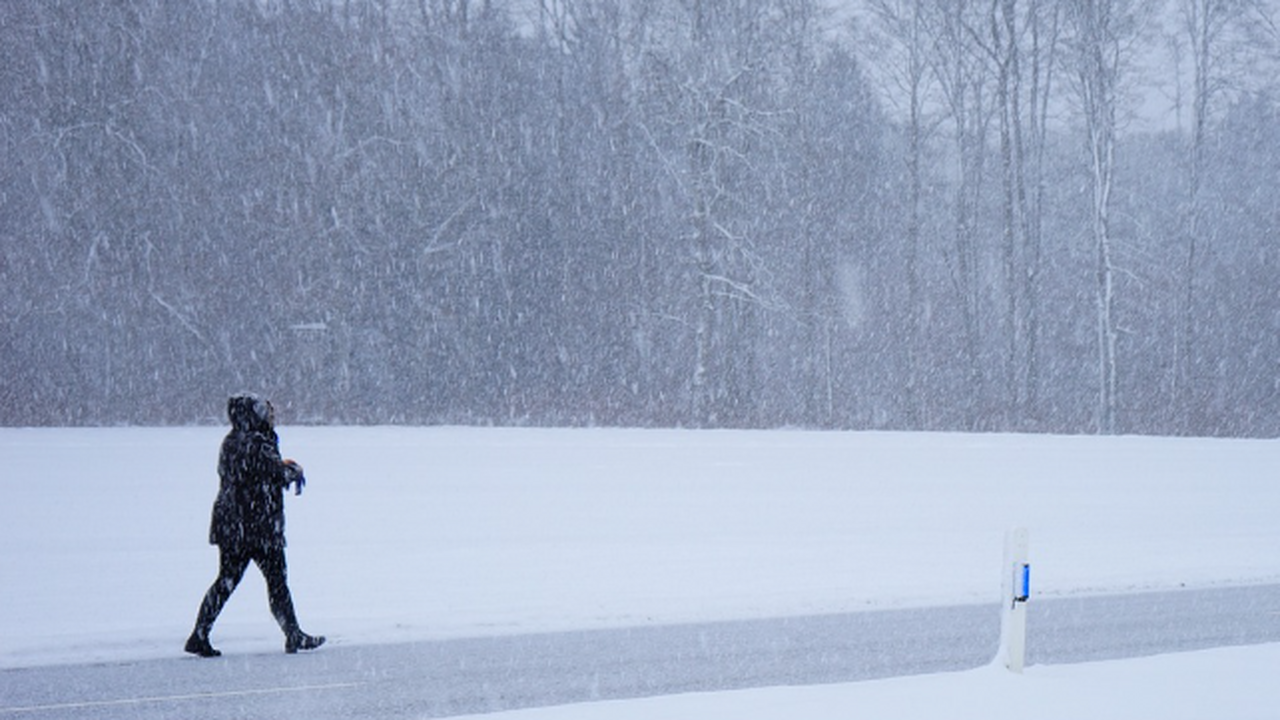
[[227, 392, 273, 432]]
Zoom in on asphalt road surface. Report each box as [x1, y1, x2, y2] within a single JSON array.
[[3, 585, 1278, 719]]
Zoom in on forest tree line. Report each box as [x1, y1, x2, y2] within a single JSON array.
[[2, 0, 1278, 434]]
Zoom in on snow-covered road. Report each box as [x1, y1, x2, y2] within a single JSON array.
[[3, 584, 1277, 720]]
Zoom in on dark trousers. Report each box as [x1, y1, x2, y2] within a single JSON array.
[[193, 544, 298, 638]]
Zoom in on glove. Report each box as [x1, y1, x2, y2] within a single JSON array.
[[283, 459, 306, 495]]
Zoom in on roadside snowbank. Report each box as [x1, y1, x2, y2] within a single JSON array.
[[449, 643, 1280, 720]]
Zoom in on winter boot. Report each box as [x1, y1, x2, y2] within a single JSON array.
[[285, 630, 325, 654], [184, 632, 221, 658]]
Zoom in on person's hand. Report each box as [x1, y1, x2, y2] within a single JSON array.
[[284, 459, 306, 495]]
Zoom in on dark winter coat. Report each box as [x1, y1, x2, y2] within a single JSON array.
[[209, 394, 303, 551]]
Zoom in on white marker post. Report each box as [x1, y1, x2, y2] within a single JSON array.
[[998, 527, 1030, 673]]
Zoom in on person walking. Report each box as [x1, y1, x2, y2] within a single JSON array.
[[185, 392, 324, 657]]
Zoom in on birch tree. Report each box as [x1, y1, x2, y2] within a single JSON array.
[[1063, 0, 1148, 434]]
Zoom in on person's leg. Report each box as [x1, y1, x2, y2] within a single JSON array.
[[186, 547, 250, 657], [255, 546, 297, 634], [255, 546, 325, 653]]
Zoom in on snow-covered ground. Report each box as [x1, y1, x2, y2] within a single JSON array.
[[1, 427, 1278, 717], [446, 643, 1280, 720]]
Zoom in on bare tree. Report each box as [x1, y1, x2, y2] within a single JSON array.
[[640, 0, 789, 426], [1063, 0, 1150, 434], [1172, 0, 1274, 433], [925, 0, 996, 429], [865, 0, 933, 427], [970, 0, 1060, 428], [1023, 0, 1060, 425], [968, 0, 1027, 425]]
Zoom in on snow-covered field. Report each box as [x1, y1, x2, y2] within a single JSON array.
[[2, 427, 1278, 717]]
